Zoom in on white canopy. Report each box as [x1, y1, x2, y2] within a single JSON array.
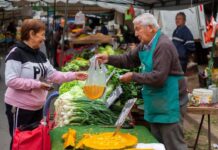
[[8, 0, 214, 9], [4, 0, 215, 16]]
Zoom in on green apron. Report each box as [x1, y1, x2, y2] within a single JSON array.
[[139, 30, 181, 123]]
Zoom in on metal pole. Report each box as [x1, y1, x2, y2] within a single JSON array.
[[2, 9, 4, 26], [47, 2, 49, 27], [53, 0, 56, 30], [60, 0, 69, 67], [193, 114, 204, 150], [208, 114, 211, 150]]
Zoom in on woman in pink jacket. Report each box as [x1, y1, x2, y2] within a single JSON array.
[[4, 19, 87, 149]]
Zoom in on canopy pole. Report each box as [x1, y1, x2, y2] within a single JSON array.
[[60, 0, 69, 67], [47, 2, 49, 27], [2, 9, 4, 26], [53, 0, 56, 30]]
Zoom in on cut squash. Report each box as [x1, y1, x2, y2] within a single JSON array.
[[82, 132, 138, 150]]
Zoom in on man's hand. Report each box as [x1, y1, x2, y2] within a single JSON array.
[[119, 72, 133, 83], [95, 54, 109, 64], [74, 72, 88, 80]]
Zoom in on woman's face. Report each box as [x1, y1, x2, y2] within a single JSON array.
[[30, 30, 45, 49]]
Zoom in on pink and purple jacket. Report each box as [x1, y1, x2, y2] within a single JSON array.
[[5, 42, 77, 110]]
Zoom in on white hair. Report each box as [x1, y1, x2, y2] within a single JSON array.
[[133, 13, 159, 29]]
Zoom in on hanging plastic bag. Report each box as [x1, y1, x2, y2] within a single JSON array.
[[75, 11, 85, 25], [83, 57, 106, 100]]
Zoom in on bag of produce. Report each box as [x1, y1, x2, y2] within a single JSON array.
[[83, 56, 106, 100]]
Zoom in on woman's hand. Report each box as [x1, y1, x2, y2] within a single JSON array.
[[40, 82, 53, 90], [74, 72, 88, 80], [95, 54, 109, 64]]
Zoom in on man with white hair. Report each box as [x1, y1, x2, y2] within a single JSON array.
[[96, 13, 188, 150]]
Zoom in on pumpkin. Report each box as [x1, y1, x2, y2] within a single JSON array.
[[82, 132, 138, 150]]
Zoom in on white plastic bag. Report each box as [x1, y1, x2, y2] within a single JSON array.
[[83, 57, 106, 100], [75, 11, 85, 25]]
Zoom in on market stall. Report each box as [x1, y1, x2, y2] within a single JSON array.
[[3, 0, 217, 150], [50, 1, 216, 149]]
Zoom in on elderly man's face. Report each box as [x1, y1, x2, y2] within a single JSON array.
[[134, 24, 153, 44]]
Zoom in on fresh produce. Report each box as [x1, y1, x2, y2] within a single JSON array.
[[61, 57, 88, 72], [106, 65, 142, 105], [59, 80, 85, 95], [55, 96, 118, 127], [79, 132, 138, 150], [75, 134, 91, 149], [55, 80, 118, 127], [72, 28, 83, 33], [62, 128, 76, 149], [98, 45, 115, 55]]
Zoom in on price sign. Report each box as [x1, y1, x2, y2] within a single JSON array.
[[105, 85, 123, 108], [115, 98, 137, 127]]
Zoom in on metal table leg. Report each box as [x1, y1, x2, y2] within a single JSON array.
[[193, 114, 205, 150], [208, 114, 211, 150]]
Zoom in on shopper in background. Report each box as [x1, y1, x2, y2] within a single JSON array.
[[96, 13, 188, 150], [7, 21, 17, 38], [53, 26, 63, 67], [45, 21, 54, 58], [4, 19, 87, 149], [100, 23, 109, 35], [172, 12, 195, 73]]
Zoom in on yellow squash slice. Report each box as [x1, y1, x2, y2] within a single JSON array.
[[82, 132, 138, 150]]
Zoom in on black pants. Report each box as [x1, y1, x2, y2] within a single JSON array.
[[5, 103, 43, 149]]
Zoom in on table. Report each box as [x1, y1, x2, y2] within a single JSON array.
[[50, 125, 158, 150], [187, 106, 218, 150]]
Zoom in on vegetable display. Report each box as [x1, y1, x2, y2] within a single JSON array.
[[56, 44, 143, 127], [61, 57, 88, 72], [55, 81, 118, 127]]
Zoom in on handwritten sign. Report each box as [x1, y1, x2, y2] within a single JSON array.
[[105, 85, 123, 108], [115, 98, 137, 127]]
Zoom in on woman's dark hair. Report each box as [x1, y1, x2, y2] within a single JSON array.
[[21, 19, 46, 41]]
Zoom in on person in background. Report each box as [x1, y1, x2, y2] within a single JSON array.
[[53, 26, 63, 67], [100, 23, 108, 35], [172, 12, 195, 73], [45, 21, 54, 58], [4, 19, 87, 149], [7, 21, 17, 39], [96, 13, 188, 150]]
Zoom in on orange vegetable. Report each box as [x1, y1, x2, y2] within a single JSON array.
[[62, 128, 76, 149], [82, 132, 138, 150], [75, 134, 92, 149]]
